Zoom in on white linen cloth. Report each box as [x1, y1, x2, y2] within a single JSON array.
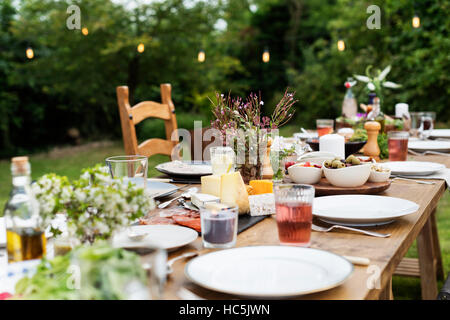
[[393, 168, 450, 188]]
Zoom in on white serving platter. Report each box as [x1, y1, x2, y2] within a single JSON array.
[[382, 161, 445, 176]]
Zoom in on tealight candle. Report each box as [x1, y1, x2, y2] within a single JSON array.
[[200, 206, 238, 249], [319, 134, 345, 159]]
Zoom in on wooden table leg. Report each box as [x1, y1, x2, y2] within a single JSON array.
[[430, 210, 445, 281], [379, 278, 394, 300], [417, 217, 439, 300]]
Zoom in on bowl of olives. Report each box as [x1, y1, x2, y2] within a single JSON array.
[[322, 155, 371, 188]]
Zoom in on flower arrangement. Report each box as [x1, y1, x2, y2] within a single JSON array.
[[210, 89, 297, 135], [353, 65, 401, 105], [209, 89, 298, 182], [32, 164, 154, 244]]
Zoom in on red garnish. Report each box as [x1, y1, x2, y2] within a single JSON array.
[[0, 293, 12, 300], [345, 82, 351, 89], [285, 161, 296, 170], [305, 161, 311, 167], [313, 164, 322, 168]]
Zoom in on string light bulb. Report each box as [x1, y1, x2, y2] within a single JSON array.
[[198, 50, 205, 63], [262, 48, 270, 63], [412, 14, 420, 28], [81, 27, 89, 36], [26, 47, 34, 59], [337, 39, 345, 51], [137, 43, 145, 53]]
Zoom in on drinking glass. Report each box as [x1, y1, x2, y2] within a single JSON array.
[[105, 155, 148, 189], [274, 184, 315, 247], [410, 112, 424, 138], [316, 119, 334, 137], [419, 112, 436, 131], [200, 205, 238, 249], [388, 131, 409, 161], [210, 146, 235, 176]]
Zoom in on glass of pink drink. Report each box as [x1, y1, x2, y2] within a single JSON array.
[[388, 131, 409, 161], [274, 184, 315, 247]]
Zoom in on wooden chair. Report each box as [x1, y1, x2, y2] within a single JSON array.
[[116, 84, 178, 158]]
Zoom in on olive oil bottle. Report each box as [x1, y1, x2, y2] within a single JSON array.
[[4, 157, 46, 262]]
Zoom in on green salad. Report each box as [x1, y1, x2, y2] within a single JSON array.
[[14, 242, 147, 300]]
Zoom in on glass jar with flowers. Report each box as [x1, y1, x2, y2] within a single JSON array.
[[210, 89, 297, 183]]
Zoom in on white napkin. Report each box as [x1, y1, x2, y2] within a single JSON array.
[[394, 168, 450, 188]]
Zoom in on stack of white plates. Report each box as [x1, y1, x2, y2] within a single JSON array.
[[382, 161, 445, 176]]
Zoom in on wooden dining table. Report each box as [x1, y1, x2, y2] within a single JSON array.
[[158, 154, 448, 300]]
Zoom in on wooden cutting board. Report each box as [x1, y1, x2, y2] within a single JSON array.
[[314, 178, 392, 196]]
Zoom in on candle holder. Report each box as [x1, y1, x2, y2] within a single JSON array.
[[200, 206, 238, 249]]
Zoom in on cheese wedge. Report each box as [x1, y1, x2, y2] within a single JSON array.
[[201, 175, 221, 197], [220, 172, 249, 215], [249, 180, 273, 194]]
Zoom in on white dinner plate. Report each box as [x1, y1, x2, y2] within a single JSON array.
[[185, 246, 353, 298], [382, 161, 445, 176], [408, 140, 450, 152], [313, 195, 419, 226], [112, 225, 198, 251], [155, 161, 212, 178], [428, 129, 450, 139], [127, 178, 179, 199]]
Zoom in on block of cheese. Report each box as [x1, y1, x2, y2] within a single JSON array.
[[191, 193, 220, 208], [220, 172, 249, 215], [201, 175, 221, 197], [249, 180, 273, 195], [204, 202, 232, 211], [248, 194, 275, 216]]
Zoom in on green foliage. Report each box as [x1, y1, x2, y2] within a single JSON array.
[[0, 0, 448, 157]]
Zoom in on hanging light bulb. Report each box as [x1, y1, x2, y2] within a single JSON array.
[[198, 50, 205, 63], [337, 39, 345, 51], [81, 27, 89, 36], [412, 14, 420, 28], [137, 43, 145, 53], [26, 47, 34, 59], [262, 48, 270, 63]]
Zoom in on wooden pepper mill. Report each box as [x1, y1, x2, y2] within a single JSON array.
[[364, 121, 381, 161]]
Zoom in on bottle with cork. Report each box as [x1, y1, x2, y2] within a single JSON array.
[[4, 156, 46, 262]]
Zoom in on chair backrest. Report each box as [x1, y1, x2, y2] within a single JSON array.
[[116, 84, 178, 158]]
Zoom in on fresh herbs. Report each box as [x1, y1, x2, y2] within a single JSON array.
[[14, 243, 148, 300]]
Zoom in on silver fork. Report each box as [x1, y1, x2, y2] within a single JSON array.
[[408, 149, 450, 156], [312, 223, 391, 238]]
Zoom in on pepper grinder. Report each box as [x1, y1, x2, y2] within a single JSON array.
[[364, 121, 381, 161]]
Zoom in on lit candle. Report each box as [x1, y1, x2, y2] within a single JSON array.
[[319, 134, 345, 159]]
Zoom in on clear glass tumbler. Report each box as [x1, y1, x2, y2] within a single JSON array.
[[388, 131, 409, 161], [200, 205, 238, 249], [274, 184, 315, 247], [210, 146, 235, 176], [105, 155, 148, 189], [316, 119, 334, 137]]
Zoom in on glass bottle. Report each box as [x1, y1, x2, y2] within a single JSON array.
[[342, 80, 357, 118], [4, 157, 46, 262]]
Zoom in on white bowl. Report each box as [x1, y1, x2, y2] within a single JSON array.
[[368, 166, 391, 183], [288, 164, 322, 184], [323, 162, 371, 188]]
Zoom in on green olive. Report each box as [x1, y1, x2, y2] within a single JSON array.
[[331, 160, 341, 168], [351, 157, 361, 165], [324, 160, 332, 168], [337, 162, 346, 169], [345, 155, 355, 163]]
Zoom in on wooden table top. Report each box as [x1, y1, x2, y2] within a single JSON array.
[[160, 154, 449, 300]]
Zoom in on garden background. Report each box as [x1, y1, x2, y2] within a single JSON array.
[[0, 0, 449, 299]]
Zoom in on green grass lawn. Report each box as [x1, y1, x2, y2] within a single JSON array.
[[0, 139, 448, 299]]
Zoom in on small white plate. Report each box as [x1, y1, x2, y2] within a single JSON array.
[[156, 161, 212, 177], [408, 140, 450, 152], [128, 179, 179, 199], [428, 129, 450, 139], [383, 161, 445, 176], [185, 246, 353, 298], [313, 195, 419, 226], [112, 225, 198, 251]]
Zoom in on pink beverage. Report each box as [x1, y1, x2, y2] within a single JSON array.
[[317, 126, 333, 137], [276, 203, 312, 246], [388, 131, 409, 161], [316, 119, 334, 137]]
